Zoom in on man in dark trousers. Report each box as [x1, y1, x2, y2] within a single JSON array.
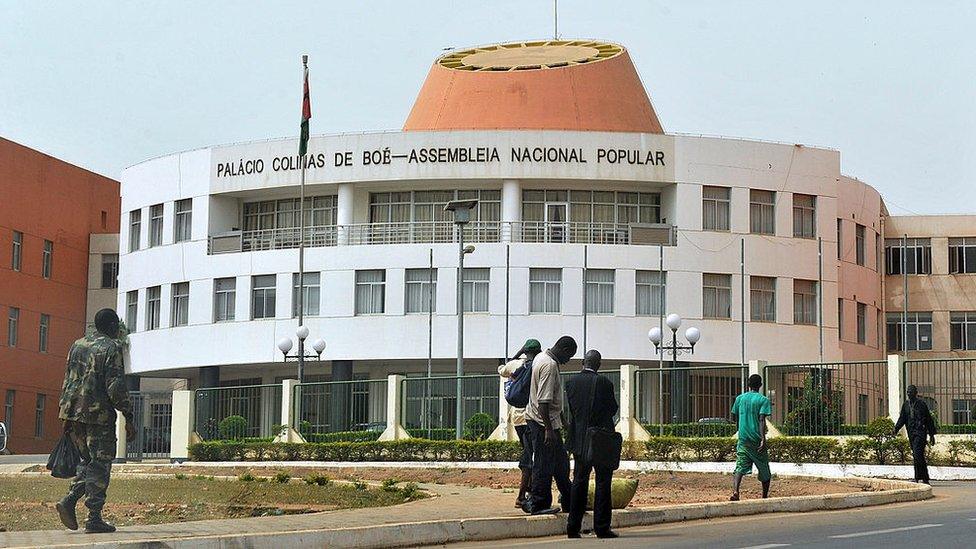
[[894, 384, 937, 484], [565, 350, 619, 539], [522, 335, 576, 515]]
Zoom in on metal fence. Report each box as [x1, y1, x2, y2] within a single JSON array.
[[635, 365, 747, 434], [905, 358, 976, 433], [293, 379, 387, 441], [402, 375, 499, 440], [193, 384, 283, 441], [125, 391, 173, 460], [764, 361, 887, 435]]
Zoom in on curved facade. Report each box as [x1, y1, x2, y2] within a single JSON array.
[[119, 41, 884, 386]]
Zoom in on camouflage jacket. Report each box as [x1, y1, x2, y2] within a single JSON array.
[[58, 334, 133, 425]]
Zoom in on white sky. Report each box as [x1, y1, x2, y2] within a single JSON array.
[[1, 1, 973, 215]]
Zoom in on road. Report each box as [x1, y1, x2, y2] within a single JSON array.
[[0, 454, 45, 465], [445, 481, 976, 549]]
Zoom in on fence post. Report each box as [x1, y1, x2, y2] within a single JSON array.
[[489, 377, 517, 441], [275, 379, 306, 443], [888, 354, 906, 425], [616, 364, 652, 442], [169, 390, 196, 462], [114, 410, 128, 463], [378, 374, 410, 441]]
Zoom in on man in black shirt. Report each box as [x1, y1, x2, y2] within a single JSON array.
[[893, 385, 937, 484], [565, 350, 619, 539]]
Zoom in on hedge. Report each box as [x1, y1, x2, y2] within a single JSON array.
[[640, 423, 736, 437], [189, 439, 522, 462], [305, 431, 382, 443]]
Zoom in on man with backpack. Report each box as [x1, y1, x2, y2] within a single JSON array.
[[498, 338, 542, 508]]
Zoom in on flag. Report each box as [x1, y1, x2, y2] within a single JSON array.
[[299, 60, 311, 156]]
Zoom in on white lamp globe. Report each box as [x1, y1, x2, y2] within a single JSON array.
[[666, 313, 682, 331], [648, 327, 663, 345], [312, 338, 326, 354], [685, 326, 701, 345], [277, 337, 294, 354], [296, 325, 310, 340]]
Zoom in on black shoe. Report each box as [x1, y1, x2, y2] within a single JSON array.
[[530, 507, 560, 516], [84, 515, 117, 534], [596, 530, 619, 539], [56, 499, 78, 531], [567, 531, 582, 539]]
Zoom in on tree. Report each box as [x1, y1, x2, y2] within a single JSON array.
[[783, 374, 842, 435]]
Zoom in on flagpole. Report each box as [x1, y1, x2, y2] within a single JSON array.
[[297, 54, 309, 385]]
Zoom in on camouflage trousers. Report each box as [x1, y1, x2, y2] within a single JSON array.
[[64, 420, 116, 513]]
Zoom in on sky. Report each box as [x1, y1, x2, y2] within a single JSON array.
[[1, 1, 973, 215]]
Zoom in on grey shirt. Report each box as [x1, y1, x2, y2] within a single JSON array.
[[524, 351, 564, 430]]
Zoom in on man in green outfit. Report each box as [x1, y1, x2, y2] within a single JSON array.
[[730, 374, 772, 501]]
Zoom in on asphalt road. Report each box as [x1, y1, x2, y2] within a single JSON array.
[[445, 481, 976, 549], [0, 454, 46, 464]]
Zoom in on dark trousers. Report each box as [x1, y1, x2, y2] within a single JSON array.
[[526, 420, 571, 511], [910, 434, 930, 482], [65, 421, 117, 514], [567, 459, 613, 535]]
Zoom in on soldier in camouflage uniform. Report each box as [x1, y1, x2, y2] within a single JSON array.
[[56, 309, 135, 534]]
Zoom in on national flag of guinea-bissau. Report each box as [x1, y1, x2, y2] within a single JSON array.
[[299, 64, 311, 156]]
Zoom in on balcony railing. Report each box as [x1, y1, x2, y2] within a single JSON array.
[[208, 221, 676, 254]]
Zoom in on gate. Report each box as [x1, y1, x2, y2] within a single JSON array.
[[125, 391, 173, 460]]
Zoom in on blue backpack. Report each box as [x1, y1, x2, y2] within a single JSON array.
[[504, 359, 533, 408]]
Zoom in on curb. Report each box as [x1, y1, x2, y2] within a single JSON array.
[[23, 477, 929, 549]]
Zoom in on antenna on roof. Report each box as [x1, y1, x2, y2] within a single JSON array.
[[553, 0, 559, 39]]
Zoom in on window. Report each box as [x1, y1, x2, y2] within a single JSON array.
[[7, 307, 18, 347], [174, 198, 192, 243], [126, 290, 138, 331], [462, 268, 490, 313], [886, 312, 933, 351], [366, 190, 501, 227], [857, 394, 869, 425], [213, 278, 236, 322], [11, 230, 22, 271], [292, 272, 321, 317], [34, 394, 45, 438], [146, 286, 161, 330], [855, 224, 866, 266], [529, 268, 562, 314], [355, 270, 385, 315], [243, 195, 339, 232], [793, 194, 816, 238], [885, 238, 932, 275], [703, 274, 732, 319], [129, 209, 142, 252], [636, 271, 666, 316], [251, 275, 277, 319], [405, 269, 437, 314], [749, 190, 775, 235], [702, 186, 730, 231], [149, 204, 164, 247], [42, 240, 53, 279], [170, 282, 189, 327], [949, 237, 976, 274], [523, 190, 660, 224], [950, 312, 976, 351], [793, 279, 817, 325], [3, 390, 12, 430], [101, 254, 119, 289], [838, 298, 844, 340], [585, 269, 615, 315], [836, 219, 842, 260], [750, 276, 776, 322], [856, 303, 867, 344], [39, 314, 49, 353], [952, 399, 976, 425]]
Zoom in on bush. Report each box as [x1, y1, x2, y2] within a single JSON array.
[[866, 417, 897, 464], [218, 415, 248, 441], [188, 439, 523, 462], [781, 377, 843, 436], [640, 423, 736, 437], [174, 473, 188, 480], [306, 431, 381, 443], [464, 413, 498, 441], [238, 472, 256, 482], [644, 437, 682, 461], [767, 437, 839, 463], [401, 482, 421, 500], [353, 480, 368, 491], [303, 474, 331, 486], [381, 478, 399, 492], [683, 437, 736, 462], [406, 428, 458, 440], [272, 471, 291, 484]]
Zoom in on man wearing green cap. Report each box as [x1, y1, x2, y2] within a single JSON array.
[[498, 338, 542, 508]]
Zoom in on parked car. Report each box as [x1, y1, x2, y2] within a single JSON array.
[[697, 417, 731, 425]]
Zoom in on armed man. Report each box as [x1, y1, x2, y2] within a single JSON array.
[[56, 308, 136, 533]]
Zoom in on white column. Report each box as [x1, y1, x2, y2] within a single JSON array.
[[169, 390, 196, 462], [114, 410, 128, 462], [378, 374, 410, 441], [748, 359, 780, 437], [275, 379, 306, 443], [888, 354, 906, 425], [615, 364, 651, 442], [489, 377, 516, 441], [501, 179, 521, 242], [336, 182, 354, 245]]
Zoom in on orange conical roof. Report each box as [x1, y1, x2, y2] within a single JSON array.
[[403, 40, 664, 133]]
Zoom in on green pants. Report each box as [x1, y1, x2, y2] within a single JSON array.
[[64, 421, 117, 513], [734, 440, 771, 482]]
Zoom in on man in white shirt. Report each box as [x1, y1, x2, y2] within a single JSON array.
[[522, 335, 576, 515], [498, 338, 542, 508]]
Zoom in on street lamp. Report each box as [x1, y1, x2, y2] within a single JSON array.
[[277, 328, 326, 382], [444, 198, 478, 439], [648, 314, 702, 424]]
